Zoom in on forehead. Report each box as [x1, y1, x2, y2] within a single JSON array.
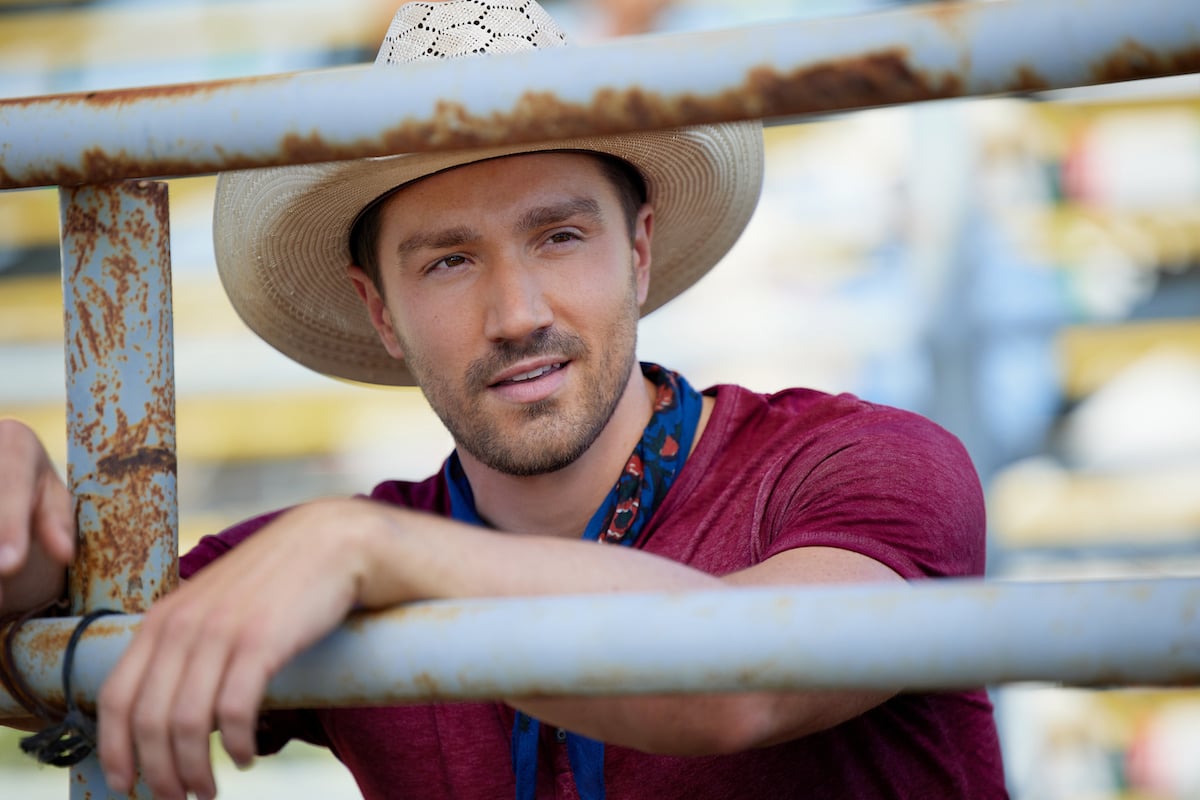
[[379, 152, 615, 218]]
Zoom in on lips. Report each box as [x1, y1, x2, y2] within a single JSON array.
[[496, 362, 564, 385]]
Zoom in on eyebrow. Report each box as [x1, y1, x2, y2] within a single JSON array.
[[393, 197, 605, 263], [515, 197, 604, 233], [396, 225, 479, 259]]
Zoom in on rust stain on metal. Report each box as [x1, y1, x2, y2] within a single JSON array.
[[1091, 39, 1200, 84], [0, 79, 253, 183], [78, 77, 253, 108], [346, 604, 470, 635], [24, 622, 73, 665], [0, 74, 252, 111], [411, 672, 444, 697], [96, 445, 176, 481], [72, 450, 177, 613], [382, 50, 964, 150], [6, 39, 1199, 191], [918, 0, 973, 36], [281, 50, 964, 165], [2, 142, 320, 189], [1011, 65, 1051, 92], [400, 602, 469, 624], [3, 50, 962, 188], [74, 430, 178, 607], [63, 182, 178, 613]]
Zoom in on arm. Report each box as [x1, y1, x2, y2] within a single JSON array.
[[97, 498, 901, 800], [510, 547, 902, 754], [359, 507, 903, 754]]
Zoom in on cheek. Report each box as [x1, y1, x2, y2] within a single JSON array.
[[559, 247, 638, 305], [394, 300, 472, 363]]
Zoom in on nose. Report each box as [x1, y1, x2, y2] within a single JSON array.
[[482, 254, 554, 342]]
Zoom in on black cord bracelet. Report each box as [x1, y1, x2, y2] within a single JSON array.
[[2, 607, 120, 767]]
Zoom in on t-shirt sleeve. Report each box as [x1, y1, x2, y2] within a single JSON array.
[[760, 407, 987, 580], [180, 509, 285, 579]]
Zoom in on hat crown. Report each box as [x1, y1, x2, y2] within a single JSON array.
[[377, 0, 567, 65]]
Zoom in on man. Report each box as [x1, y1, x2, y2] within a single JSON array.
[[1, 1, 1007, 798]]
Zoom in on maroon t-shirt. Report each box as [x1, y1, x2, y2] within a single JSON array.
[[183, 384, 1007, 799]]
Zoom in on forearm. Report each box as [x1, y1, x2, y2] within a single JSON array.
[[513, 689, 891, 755], [358, 500, 726, 604], [353, 501, 897, 754]]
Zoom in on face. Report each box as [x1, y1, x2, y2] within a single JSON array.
[[350, 152, 653, 476]]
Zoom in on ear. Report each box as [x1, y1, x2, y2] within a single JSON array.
[[346, 265, 405, 360], [632, 204, 653, 307]]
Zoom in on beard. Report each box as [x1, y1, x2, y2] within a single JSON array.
[[402, 280, 641, 477]]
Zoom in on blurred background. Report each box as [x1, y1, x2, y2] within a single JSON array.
[[2, 0, 1199, 797]]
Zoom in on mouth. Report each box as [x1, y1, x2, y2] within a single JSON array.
[[485, 359, 572, 404], [490, 361, 567, 388]]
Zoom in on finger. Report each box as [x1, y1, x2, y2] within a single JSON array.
[[215, 633, 276, 769], [210, 535, 354, 767], [169, 612, 244, 800], [0, 422, 38, 574], [126, 602, 219, 800], [33, 470, 75, 565], [170, 686, 219, 800], [97, 606, 175, 795], [131, 555, 258, 799]]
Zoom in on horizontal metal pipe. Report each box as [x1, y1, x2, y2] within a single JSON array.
[[1, 0, 1198, 189], [2, 578, 1198, 718]]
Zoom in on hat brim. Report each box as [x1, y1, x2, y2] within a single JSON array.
[[214, 122, 763, 386]]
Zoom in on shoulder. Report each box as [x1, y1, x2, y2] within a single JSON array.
[[703, 383, 967, 466], [685, 384, 985, 578], [180, 470, 451, 579]]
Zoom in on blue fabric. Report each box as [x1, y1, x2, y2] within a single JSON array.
[[444, 363, 702, 800], [566, 732, 607, 800], [510, 713, 540, 800]]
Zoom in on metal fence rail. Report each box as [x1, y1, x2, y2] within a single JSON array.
[[1, 0, 1199, 796], [0, 0, 1198, 189], [3, 578, 1199, 718]]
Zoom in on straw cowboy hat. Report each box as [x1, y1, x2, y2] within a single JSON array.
[[214, 0, 763, 386]]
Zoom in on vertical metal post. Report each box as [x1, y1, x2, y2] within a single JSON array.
[[60, 181, 178, 799]]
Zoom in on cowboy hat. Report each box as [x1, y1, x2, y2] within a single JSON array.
[[214, 0, 763, 386]]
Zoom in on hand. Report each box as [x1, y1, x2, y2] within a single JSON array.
[[0, 419, 74, 614], [96, 498, 388, 800]]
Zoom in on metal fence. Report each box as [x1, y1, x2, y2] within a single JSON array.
[[1, 0, 1199, 797]]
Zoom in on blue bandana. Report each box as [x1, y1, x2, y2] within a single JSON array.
[[443, 363, 703, 800]]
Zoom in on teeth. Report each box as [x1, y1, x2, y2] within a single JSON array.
[[509, 363, 559, 383]]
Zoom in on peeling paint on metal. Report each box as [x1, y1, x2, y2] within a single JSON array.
[[1011, 65, 1051, 92], [4, 579, 1200, 720], [1092, 39, 1200, 83], [0, 0, 1196, 189], [61, 182, 178, 615]]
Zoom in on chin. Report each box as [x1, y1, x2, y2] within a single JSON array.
[[475, 430, 599, 477]]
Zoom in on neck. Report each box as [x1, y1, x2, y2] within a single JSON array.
[[457, 362, 656, 538]]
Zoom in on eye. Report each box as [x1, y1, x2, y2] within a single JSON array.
[[427, 254, 468, 273], [545, 230, 580, 245]]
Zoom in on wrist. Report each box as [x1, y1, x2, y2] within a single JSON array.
[[339, 498, 412, 609]]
